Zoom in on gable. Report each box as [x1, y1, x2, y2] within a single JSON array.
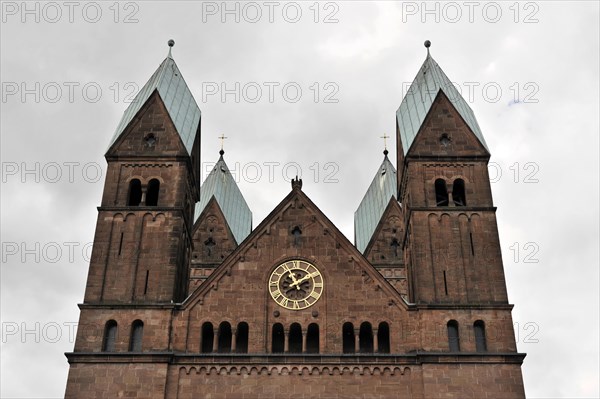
[[173, 187, 413, 353], [407, 91, 490, 158], [189, 197, 239, 292], [364, 197, 404, 263], [106, 91, 189, 158], [108, 55, 201, 156]]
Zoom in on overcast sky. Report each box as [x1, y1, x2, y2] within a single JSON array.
[[1, 1, 599, 398]]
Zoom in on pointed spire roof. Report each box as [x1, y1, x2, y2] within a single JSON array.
[[354, 153, 397, 254], [108, 42, 201, 155], [194, 152, 252, 245], [396, 42, 488, 155]]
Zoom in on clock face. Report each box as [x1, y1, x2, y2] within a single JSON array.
[[268, 260, 324, 310]]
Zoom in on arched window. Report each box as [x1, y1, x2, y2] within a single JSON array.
[[453, 179, 466, 206], [447, 320, 460, 352], [289, 323, 303, 353], [377, 322, 390, 353], [474, 320, 487, 352], [102, 320, 118, 352], [127, 179, 142, 206], [272, 323, 284, 353], [359, 322, 374, 353], [342, 322, 355, 354], [218, 322, 232, 353], [129, 320, 143, 352], [306, 323, 319, 354], [435, 179, 449, 206], [146, 179, 160, 206], [236, 322, 249, 353], [201, 322, 214, 353]]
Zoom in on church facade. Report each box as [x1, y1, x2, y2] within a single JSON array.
[[64, 42, 526, 398]]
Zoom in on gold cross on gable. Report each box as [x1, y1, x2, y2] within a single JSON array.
[[218, 134, 228, 150], [380, 134, 390, 150]]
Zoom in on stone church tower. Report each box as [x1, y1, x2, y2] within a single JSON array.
[[65, 41, 526, 398]]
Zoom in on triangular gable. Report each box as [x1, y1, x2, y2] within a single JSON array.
[[396, 54, 488, 156], [181, 187, 409, 310], [407, 90, 490, 158], [363, 197, 404, 259], [192, 195, 239, 259], [354, 156, 397, 254], [107, 55, 201, 156], [106, 90, 189, 157], [194, 155, 252, 245]]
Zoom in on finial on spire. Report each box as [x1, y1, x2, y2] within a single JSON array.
[[380, 133, 390, 155], [218, 134, 228, 154], [168, 39, 175, 58], [424, 40, 431, 56]]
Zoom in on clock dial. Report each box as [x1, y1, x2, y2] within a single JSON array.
[[268, 260, 323, 310]]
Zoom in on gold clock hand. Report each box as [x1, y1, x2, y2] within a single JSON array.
[[288, 271, 300, 290], [289, 272, 315, 289]]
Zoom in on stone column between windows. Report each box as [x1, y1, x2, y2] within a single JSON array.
[[302, 329, 307, 353], [284, 328, 290, 353], [354, 329, 360, 353], [373, 329, 379, 353], [213, 329, 219, 352], [231, 328, 237, 353]]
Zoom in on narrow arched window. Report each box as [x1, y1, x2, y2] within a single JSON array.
[[289, 323, 302, 353], [343, 322, 355, 354], [146, 179, 160, 206], [447, 320, 460, 352], [127, 179, 142, 206], [435, 179, 449, 206], [272, 323, 284, 353], [306, 323, 319, 354], [377, 322, 390, 353], [474, 320, 487, 352], [102, 320, 118, 352], [201, 322, 214, 353], [129, 320, 143, 352], [453, 179, 466, 206], [236, 322, 249, 353], [218, 322, 232, 353], [359, 322, 374, 353]]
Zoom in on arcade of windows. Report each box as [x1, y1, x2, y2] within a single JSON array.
[[127, 178, 160, 206], [435, 178, 466, 206], [101, 319, 487, 354]]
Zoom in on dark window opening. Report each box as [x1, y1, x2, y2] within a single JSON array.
[[201, 322, 214, 353], [118, 232, 124, 255], [378, 322, 390, 353], [291, 225, 302, 247], [443, 270, 448, 295], [127, 179, 142, 206], [102, 320, 118, 352], [306, 323, 319, 354], [236, 322, 249, 353], [359, 322, 374, 353], [470, 232, 475, 256], [391, 238, 400, 258], [453, 179, 466, 206], [129, 320, 143, 352], [272, 323, 284, 353], [447, 320, 460, 352], [218, 322, 232, 353], [146, 179, 160, 206], [435, 179, 449, 206], [289, 323, 302, 353], [143, 270, 149, 295], [204, 237, 216, 256], [343, 322, 355, 354], [474, 320, 487, 352]]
